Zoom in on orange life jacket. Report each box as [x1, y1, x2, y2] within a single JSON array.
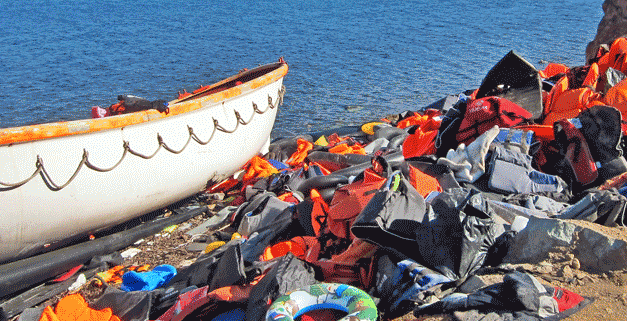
[[39, 294, 121, 321], [598, 37, 627, 76], [396, 112, 441, 129], [539, 63, 570, 79], [261, 238, 308, 261], [328, 142, 366, 155], [543, 87, 600, 125], [260, 236, 321, 262], [542, 64, 602, 125], [408, 164, 442, 198], [325, 168, 386, 240], [584, 62, 600, 89], [402, 127, 438, 158], [603, 77, 627, 133], [108, 101, 125, 115], [286, 138, 313, 166], [401, 113, 441, 158], [308, 188, 329, 234]]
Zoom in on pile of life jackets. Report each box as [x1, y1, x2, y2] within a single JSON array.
[[20, 39, 627, 321], [542, 37, 627, 129]]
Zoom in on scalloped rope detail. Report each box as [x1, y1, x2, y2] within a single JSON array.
[[0, 86, 285, 191]]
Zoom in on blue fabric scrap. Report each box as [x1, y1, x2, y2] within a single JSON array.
[[121, 264, 177, 291]]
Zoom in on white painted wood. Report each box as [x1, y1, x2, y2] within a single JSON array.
[[0, 64, 285, 263]]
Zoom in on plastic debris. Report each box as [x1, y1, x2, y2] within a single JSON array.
[[120, 248, 142, 259]]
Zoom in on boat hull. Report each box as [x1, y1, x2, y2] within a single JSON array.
[[0, 61, 287, 263]]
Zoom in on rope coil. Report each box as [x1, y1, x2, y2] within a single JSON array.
[[1, 86, 285, 191]]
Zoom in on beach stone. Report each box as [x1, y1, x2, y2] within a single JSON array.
[[574, 227, 627, 273], [537, 264, 554, 275], [504, 217, 577, 264], [610, 271, 627, 286], [503, 216, 627, 273], [561, 265, 574, 279], [586, 0, 627, 62]]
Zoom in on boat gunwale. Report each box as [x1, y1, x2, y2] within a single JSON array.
[[0, 61, 288, 146]]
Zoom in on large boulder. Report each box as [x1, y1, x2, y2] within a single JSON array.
[[503, 217, 627, 273], [586, 0, 627, 63]]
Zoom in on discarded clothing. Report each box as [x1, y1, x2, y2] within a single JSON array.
[[438, 125, 500, 183], [91, 106, 110, 118], [373, 255, 453, 318], [557, 188, 627, 226], [121, 264, 177, 292], [491, 127, 536, 155], [413, 271, 592, 321], [487, 146, 568, 194]]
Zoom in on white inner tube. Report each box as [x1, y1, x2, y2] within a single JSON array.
[[265, 283, 377, 321]]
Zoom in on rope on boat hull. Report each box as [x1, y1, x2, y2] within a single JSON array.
[[0, 86, 285, 191]]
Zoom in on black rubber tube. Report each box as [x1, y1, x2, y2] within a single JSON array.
[[374, 126, 407, 140], [318, 186, 337, 203], [306, 125, 364, 140], [331, 151, 405, 177], [0, 205, 208, 299], [295, 174, 349, 197], [266, 135, 314, 162], [388, 132, 409, 150]]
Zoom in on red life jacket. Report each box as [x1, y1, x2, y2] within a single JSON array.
[[554, 118, 598, 185], [325, 168, 386, 240], [456, 96, 532, 146]]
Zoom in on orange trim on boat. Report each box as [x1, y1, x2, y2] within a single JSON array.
[[0, 62, 288, 146]]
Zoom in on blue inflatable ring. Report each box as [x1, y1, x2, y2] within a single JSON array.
[[265, 283, 377, 321]]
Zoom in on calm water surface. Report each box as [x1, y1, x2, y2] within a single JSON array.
[[0, 0, 604, 137]]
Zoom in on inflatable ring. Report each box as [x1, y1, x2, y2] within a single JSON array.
[[265, 283, 377, 321], [361, 122, 384, 135]]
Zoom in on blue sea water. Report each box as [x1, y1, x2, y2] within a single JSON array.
[[0, 0, 604, 137]]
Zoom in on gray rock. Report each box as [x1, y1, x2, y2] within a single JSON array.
[[586, 0, 627, 62], [561, 265, 574, 279], [503, 217, 577, 263], [503, 216, 627, 273], [574, 227, 627, 272]]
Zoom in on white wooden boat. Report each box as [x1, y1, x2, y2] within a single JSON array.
[[0, 59, 288, 264]]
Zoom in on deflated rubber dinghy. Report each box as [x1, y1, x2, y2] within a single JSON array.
[[475, 50, 544, 119]]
